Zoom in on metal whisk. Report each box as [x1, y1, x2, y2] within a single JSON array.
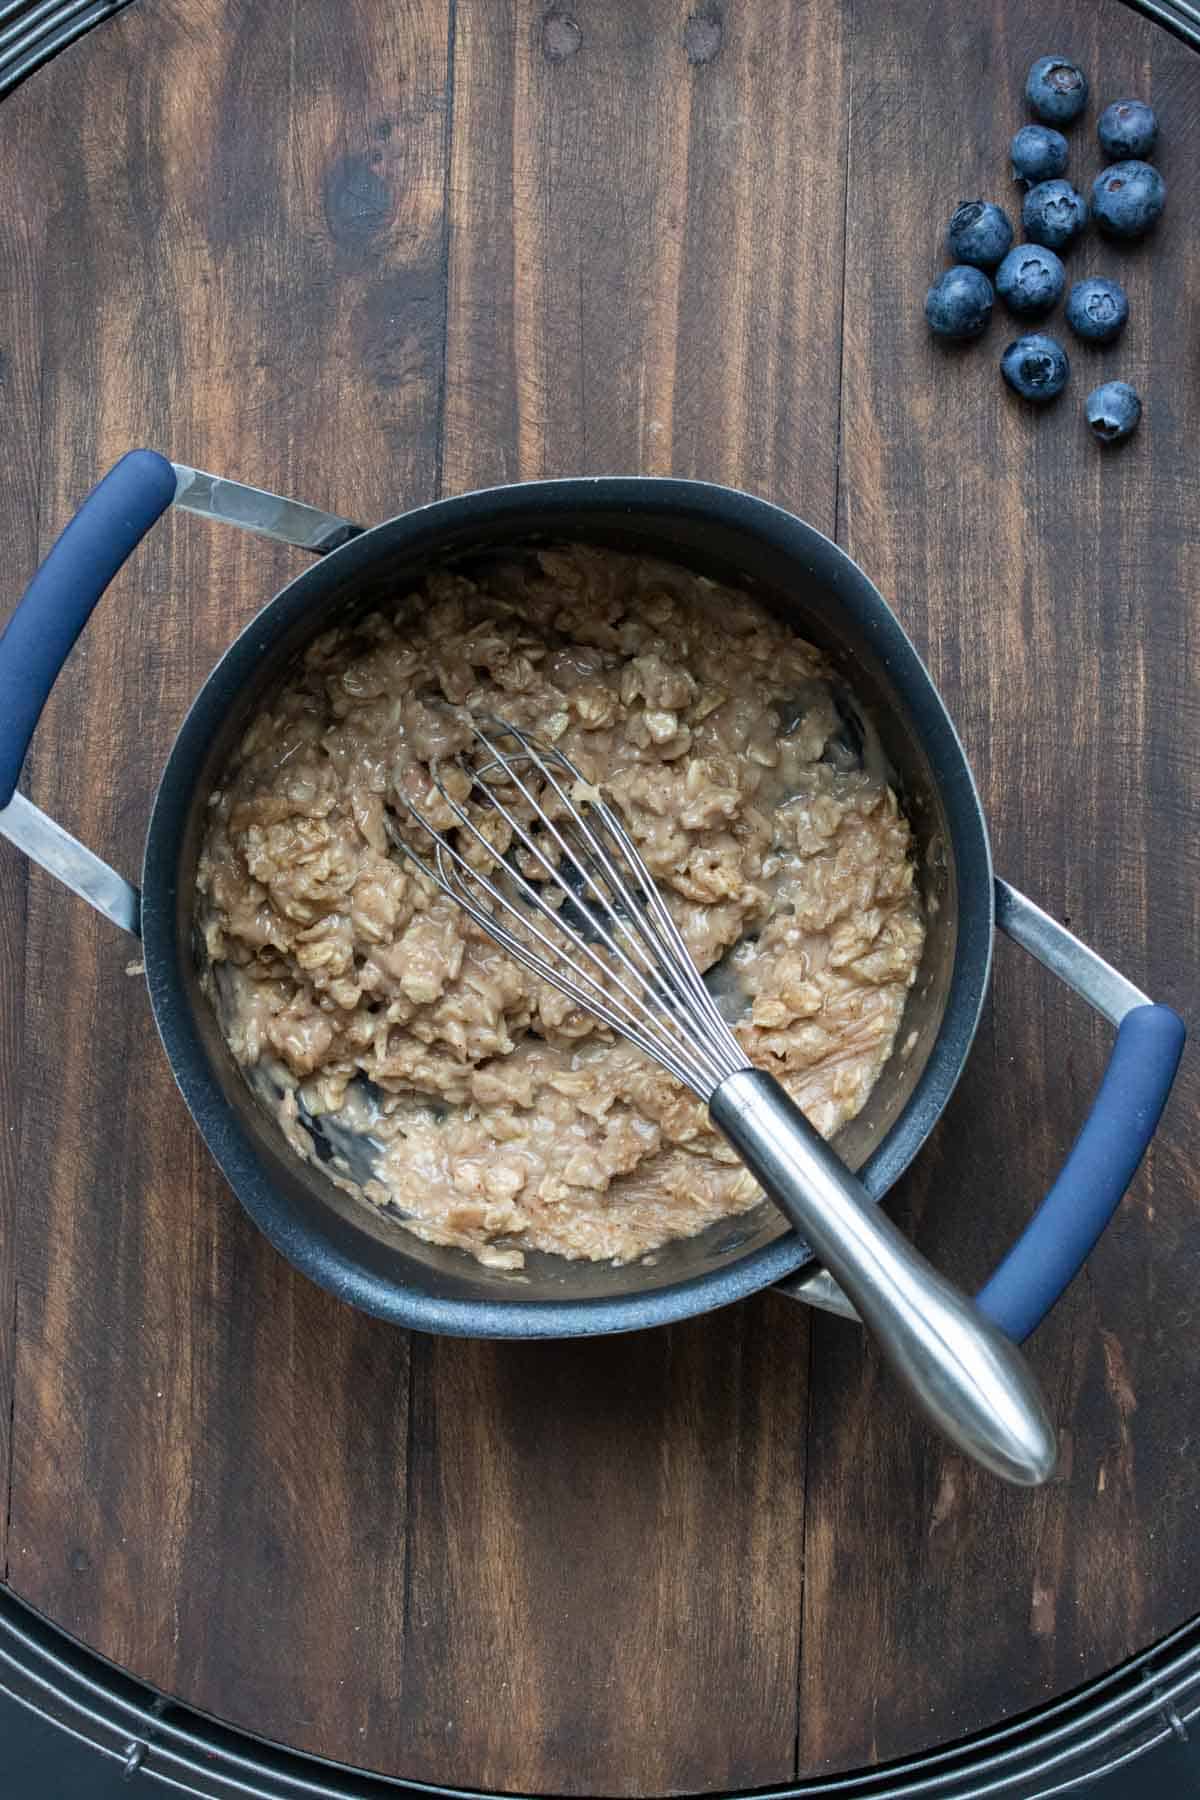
[[386, 716, 1056, 1487]]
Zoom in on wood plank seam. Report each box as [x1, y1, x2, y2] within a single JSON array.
[[828, 0, 855, 568], [433, 0, 459, 503], [794, 0, 854, 1773], [401, 0, 460, 1674]]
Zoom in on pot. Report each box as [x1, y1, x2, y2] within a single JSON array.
[[0, 452, 1185, 1349]]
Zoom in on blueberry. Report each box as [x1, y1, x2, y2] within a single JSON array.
[[1092, 160, 1166, 238], [925, 265, 994, 340], [1025, 56, 1088, 125], [995, 244, 1066, 317], [1065, 276, 1129, 343], [946, 200, 1014, 269], [1086, 380, 1141, 442], [1098, 99, 1158, 160], [1001, 334, 1070, 402], [1010, 124, 1069, 186], [1023, 179, 1088, 250]]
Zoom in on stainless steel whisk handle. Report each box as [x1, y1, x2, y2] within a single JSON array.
[[709, 1070, 1058, 1487]]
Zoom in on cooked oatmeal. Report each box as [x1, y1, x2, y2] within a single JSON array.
[[196, 546, 925, 1267]]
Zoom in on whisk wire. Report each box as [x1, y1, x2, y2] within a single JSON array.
[[389, 798, 720, 1095], [485, 720, 691, 986], [467, 719, 739, 1084], [426, 745, 691, 1058], [393, 800, 639, 1032], [591, 784, 751, 1054], [385, 715, 753, 1099], [463, 720, 671, 1004], [472, 718, 745, 1083], [475, 719, 754, 1092]]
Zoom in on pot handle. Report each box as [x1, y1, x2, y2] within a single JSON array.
[[0, 451, 361, 934], [975, 883, 1185, 1340], [781, 882, 1185, 1343], [0, 450, 177, 810]]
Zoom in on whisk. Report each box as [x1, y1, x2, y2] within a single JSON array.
[[386, 716, 1055, 1486]]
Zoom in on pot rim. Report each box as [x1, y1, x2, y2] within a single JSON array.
[[142, 476, 995, 1337]]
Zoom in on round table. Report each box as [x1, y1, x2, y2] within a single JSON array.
[[0, 1, 1197, 1794]]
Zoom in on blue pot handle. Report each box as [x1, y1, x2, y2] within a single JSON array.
[[974, 884, 1186, 1341], [0, 451, 360, 818], [0, 449, 177, 808]]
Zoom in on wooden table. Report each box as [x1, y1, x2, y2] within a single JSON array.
[[0, 1, 1197, 1793]]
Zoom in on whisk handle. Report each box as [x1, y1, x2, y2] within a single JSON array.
[[709, 1069, 1057, 1487]]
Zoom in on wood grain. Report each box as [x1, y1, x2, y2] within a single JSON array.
[[399, 1314, 809, 1795], [442, 0, 847, 512], [798, 0, 1200, 1771], [0, 0, 1195, 1792]]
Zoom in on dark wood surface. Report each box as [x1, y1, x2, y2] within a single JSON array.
[[0, 0, 1197, 1792]]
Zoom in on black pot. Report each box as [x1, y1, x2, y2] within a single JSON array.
[[0, 453, 1184, 1342]]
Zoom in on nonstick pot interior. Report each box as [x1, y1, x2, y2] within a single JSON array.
[[142, 481, 993, 1335]]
